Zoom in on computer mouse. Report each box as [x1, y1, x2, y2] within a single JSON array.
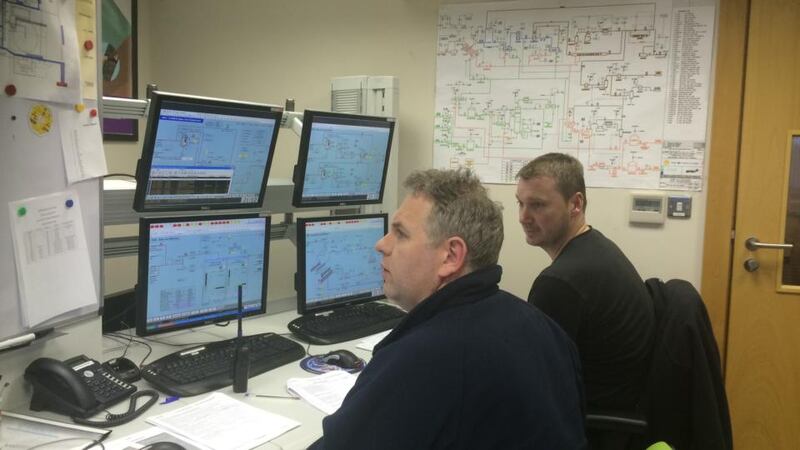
[[321, 349, 365, 370], [102, 356, 141, 383], [141, 442, 186, 450]]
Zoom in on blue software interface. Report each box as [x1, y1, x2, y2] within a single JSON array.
[[145, 100, 278, 207], [144, 216, 267, 332], [301, 117, 392, 203], [303, 216, 385, 310]]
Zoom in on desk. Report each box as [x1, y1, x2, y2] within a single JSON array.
[[38, 309, 372, 449]]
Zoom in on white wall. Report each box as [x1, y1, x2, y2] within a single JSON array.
[[103, 0, 708, 303]]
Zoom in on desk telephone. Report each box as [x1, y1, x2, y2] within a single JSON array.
[[25, 355, 158, 426]]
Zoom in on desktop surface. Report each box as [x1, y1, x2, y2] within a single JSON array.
[[96, 309, 375, 449]]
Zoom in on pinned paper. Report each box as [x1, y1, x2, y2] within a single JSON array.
[[0, 0, 81, 104], [59, 101, 108, 184], [8, 190, 98, 327]]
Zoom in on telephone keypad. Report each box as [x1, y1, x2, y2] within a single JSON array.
[[88, 369, 134, 403]]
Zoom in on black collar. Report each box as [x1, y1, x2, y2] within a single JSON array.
[[374, 265, 502, 353]]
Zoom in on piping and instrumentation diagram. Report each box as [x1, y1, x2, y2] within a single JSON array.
[[434, 1, 714, 190]]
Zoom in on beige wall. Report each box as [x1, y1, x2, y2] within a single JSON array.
[[104, 0, 709, 303]]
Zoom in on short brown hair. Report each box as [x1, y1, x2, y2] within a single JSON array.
[[404, 168, 503, 271], [516, 153, 587, 211]]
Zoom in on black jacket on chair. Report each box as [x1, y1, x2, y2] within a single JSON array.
[[642, 278, 733, 450]]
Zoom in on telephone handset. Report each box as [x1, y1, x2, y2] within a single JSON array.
[[25, 354, 157, 426]]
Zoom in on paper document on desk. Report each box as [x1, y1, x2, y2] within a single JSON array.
[[286, 370, 358, 415], [0, 411, 110, 449], [146, 392, 300, 450], [103, 426, 201, 450], [356, 329, 391, 351]]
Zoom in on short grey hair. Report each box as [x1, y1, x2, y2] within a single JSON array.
[[516, 153, 587, 212], [403, 168, 503, 271]]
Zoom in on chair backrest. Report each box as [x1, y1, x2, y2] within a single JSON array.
[[642, 278, 732, 450]]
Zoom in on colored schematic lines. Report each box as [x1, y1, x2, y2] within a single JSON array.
[[304, 229, 383, 301], [148, 232, 264, 316], [434, 2, 714, 190], [1, 0, 78, 97], [304, 129, 388, 196]]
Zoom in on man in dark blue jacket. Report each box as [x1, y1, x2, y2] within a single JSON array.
[[309, 169, 586, 450]]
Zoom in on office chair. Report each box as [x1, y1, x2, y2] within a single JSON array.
[[585, 409, 647, 450], [584, 278, 732, 450]]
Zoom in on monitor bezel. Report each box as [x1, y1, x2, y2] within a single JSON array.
[[296, 213, 388, 315], [292, 110, 395, 208], [136, 213, 271, 337], [133, 91, 283, 212]]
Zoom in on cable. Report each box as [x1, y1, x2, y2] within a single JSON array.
[[72, 390, 159, 428], [119, 333, 214, 348], [118, 323, 134, 361], [102, 173, 136, 179], [82, 439, 108, 450], [103, 333, 153, 366]]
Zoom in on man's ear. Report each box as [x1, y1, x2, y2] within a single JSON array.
[[569, 192, 586, 215], [438, 236, 468, 280]]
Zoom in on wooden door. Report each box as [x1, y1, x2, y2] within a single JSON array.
[[725, 0, 800, 447]]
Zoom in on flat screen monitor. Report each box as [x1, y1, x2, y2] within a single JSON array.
[[136, 214, 270, 336], [295, 214, 387, 314], [292, 110, 395, 207], [133, 91, 282, 212]]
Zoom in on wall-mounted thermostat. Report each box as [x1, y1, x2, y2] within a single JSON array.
[[629, 192, 667, 224]]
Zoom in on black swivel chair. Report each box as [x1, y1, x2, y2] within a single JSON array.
[[585, 278, 732, 450]]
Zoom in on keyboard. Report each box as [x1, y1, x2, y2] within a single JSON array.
[[141, 333, 305, 397], [288, 302, 406, 345]]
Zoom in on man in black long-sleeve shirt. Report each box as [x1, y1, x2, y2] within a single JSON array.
[[515, 153, 654, 413]]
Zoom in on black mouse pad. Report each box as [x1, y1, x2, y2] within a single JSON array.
[[300, 356, 365, 374]]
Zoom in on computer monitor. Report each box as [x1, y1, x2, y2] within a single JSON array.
[[292, 110, 395, 207], [136, 214, 270, 336], [295, 214, 387, 314], [133, 91, 282, 212]]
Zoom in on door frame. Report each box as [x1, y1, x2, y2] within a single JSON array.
[[701, 0, 750, 363]]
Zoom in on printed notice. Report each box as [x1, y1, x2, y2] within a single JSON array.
[[8, 190, 97, 326], [59, 101, 108, 184]]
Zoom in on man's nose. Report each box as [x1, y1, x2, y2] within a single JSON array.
[[519, 207, 531, 223], [375, 234, 388, 253]]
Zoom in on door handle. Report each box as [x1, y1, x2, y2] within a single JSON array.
[[745, 237, 794, 251]]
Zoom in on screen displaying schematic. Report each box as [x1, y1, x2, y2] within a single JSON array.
[[293, 111, 395, 207], [134, 92, 282, 212], [297, 214, 386, 312], [137, 214, 270, 335]]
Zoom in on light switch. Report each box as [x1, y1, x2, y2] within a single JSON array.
[[668, 195, 692, 218]]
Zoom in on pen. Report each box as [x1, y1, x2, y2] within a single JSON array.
[[245, 393, 299, 400], [0, 328, 55, 352], [160, 395, 180, 405]]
